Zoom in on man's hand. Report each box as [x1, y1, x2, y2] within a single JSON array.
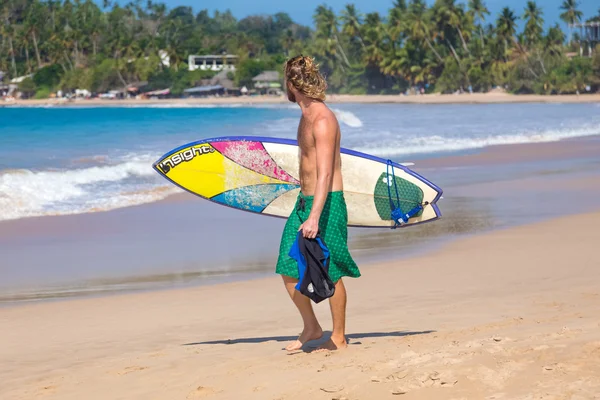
[[299, 217, 319, 239]]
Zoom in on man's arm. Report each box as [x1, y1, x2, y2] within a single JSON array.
[[300, 115, 336, 238]]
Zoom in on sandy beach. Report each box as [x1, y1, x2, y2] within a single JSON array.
[[2, 210, 600, 399], [5, 92, 600, 106]]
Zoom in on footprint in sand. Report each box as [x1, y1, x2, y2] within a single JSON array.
[[38, 385, 58, 395], [116, 366, 148, 375], [187, 386, 220, 398]]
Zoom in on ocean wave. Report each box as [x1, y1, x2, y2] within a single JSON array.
[[0, 159, 179, 221], [332, 108, 363, 128], [260, 109, 363, 135], [351, 125, 600, 157]]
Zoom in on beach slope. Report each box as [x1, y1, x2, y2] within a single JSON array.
[[2, 212, 600, 399]]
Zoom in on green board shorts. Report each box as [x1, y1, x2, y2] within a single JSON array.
[[276, 191, 361, 283]]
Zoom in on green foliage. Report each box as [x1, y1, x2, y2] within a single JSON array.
[[1, 0, 597, 96], [33, 65, 63, 89], [436, 58, 467, 93], [18, 78, 36, 98], [235, 58, 270, 88], [468, 65, 493, 92], [34, 87, 52, 99]]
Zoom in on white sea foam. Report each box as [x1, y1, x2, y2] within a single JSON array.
[[0, 157, 180, 221], [351, 125, 600, 157], [262, 109, 363, 135], [332, 109, 363, 128]]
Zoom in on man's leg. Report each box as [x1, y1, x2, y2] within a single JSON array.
[[315, 278, 348, 351], [282, 275, 323, 351]]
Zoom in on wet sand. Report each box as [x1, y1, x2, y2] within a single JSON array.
[[2, 211, 600, 399], [6, 92, 600, 107], [2, 136, 599, 303]]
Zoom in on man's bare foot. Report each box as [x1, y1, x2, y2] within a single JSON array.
[[285, 327, 323, 351], [313, 335, 348, 352]]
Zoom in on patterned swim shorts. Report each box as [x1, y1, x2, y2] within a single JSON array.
[[276, 191, 361, 283]]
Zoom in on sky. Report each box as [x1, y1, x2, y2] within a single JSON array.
[[150, 0, 598, 31]]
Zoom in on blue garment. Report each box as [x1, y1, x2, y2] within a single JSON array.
[[288, 232, 334, 303]]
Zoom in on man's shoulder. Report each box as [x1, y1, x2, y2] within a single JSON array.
[[313, 107, 339, 134]]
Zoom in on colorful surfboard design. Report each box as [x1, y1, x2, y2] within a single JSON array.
[[152, 136, 443, 228]]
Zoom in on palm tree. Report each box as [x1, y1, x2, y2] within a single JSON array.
[[406, 0, 444, 63], [432, 0, 470, 56], [4, 26, 17, 78], [361, 12, 386, 66], [387, 5, 404, 45], [496, 7, 517, 60], [24, 0, 46, 69], [523, 1, 544, 47], [340, 4, 365, 50], [559, 0, 582, 45], [468, 0, 489, 48], [392, 0, 407, 11], [543, 24, 565, 56], [313, 5, 350, 69]]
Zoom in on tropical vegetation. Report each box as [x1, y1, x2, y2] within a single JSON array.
[[1, 0, 599, 98]]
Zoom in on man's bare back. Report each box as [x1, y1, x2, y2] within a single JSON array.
[[297, 105, 344, 197]]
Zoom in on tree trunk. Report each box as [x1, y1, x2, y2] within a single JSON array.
[[25, 45, 31, 73], [425, 37, 444, 64], [114, 51, 129, 87], [32, 31, 42, 68], [537, 51, 547, 75], [528, 66, 539, 79], [9, 36, 17, 76], [334, 33, 351, 67], [64, 51, 74, 70], [116, 68, 128, 87], [358, 35, 366, 50], [74, 41, 79, 66], [456, 26, 470, 54], [447, 39, 461, 65], [479, 26, 485, 49]]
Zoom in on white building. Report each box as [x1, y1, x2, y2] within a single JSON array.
[[158, 50, 170, 67], [188, 55, 238, 72]]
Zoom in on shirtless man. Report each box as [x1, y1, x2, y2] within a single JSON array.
[[275, 55, 361, 352]]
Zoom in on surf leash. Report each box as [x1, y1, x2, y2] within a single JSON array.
[[386, 160, 425, 229]]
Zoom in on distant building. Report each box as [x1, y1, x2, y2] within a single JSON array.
[[569, 21, 600, 56], [158, 50, 170, 68], [252, 71, 282, 95], [10, 74, 34, 84], [183, 85, 226, 97], [183, 70, 241, 97], [188, 54, 238, 72]]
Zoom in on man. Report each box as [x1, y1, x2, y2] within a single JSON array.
[[276, 55, 361, 352]]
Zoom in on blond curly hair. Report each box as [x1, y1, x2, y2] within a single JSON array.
[[284, 55, 328, 101]]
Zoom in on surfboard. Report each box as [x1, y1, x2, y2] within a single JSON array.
[[152, 136, 443, 228]]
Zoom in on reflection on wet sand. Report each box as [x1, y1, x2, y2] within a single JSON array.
[[348, 195, 496, 262]]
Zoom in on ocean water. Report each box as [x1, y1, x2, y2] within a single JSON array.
[[1, 103, 599, 222]]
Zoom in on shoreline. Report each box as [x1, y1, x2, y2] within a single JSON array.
[[4, 92, 600, 106], [2, 136, 600, 305], [2, 210, 600, 399]]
